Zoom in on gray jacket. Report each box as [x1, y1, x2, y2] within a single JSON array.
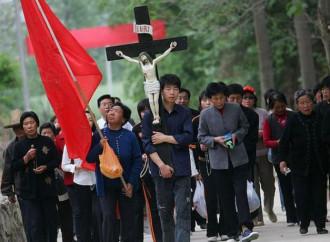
[[198, 103, 249, 169]]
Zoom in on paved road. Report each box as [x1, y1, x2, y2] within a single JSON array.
[[58, 180, 330, 242]]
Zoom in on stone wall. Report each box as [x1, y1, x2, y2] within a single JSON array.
[[0, 196, 27, 242]]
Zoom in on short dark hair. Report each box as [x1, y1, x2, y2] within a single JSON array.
[[321, 76, 330, 89], [20, 111, 40, 127], [113, 97, 121, 103], [198, 90, 207, 111], [179, 88, 191, 100], [313, 82, 323, 95], [39, 122, 56, 135], [112, 102, 131, 125], [264, 89, 277, 106], [160, 74, 181, 91], [137, 98, 150, 120], [205, 82, 228, 98], [97, 94, 114, 108], [228, 83, 244, 96], [294, 89, 314, 104], [268, 91, 287, 110]]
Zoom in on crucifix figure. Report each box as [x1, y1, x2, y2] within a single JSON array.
[[115, 41, 177, 124], [106, 5, 188, 167]]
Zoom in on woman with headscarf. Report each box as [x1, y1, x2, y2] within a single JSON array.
[[279, 89, 329, 235]]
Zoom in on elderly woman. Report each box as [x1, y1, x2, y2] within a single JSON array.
[[87, 102, 142, 242], [263, 92, 297, 226], [198, 82, 259, 242], [279, 89, 329, 235], [11, 111, 60, 242]]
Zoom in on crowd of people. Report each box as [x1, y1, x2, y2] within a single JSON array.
[[1, 73, 330, 242]]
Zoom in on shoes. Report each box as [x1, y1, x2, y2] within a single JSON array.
[[241, 229, 259, 242], [200, 223, 207, 230], [267, 210, 277, 223], [299, 227, 308, 234], [220, 235, 229, 241], [317, 228, 328, 234], [207, 236, 218, 241], [191, 227, 195, 232]]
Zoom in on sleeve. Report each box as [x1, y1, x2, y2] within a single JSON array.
[[128, 134, 142, 189], [233, 107, 249, 144], [86, 131, 102, 163], [11, 142, 26, 172], [278, 116, 293, 163], [46, 139, 60, 170], [1, 142, 15, 197], [61, 145, 77, 173], [172, 109, 193, 146], [322, 109, 330, 145], [197, 110, 215, 148], [141, 111, 157, 155], [263, 119, 278, 148]]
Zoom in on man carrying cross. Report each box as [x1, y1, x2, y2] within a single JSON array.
[[142, 74, 193, 242]]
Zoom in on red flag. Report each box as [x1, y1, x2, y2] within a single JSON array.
[[21, 0, 102, 160]]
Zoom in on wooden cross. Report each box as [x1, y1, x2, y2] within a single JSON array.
[[105, 5, 188, 167]]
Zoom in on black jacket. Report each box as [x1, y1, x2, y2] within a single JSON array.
[[279, 111, 329, 177], [11, 135, 60, 199]]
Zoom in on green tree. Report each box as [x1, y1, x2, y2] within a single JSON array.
[[0, 53, 22, 115]]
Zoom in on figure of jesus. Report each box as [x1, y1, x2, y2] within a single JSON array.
[[116, 41, 177, 124]]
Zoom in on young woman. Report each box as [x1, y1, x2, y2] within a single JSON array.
[[263, 92, 297, 226]]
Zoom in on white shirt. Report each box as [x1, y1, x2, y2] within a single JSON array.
[[190, 148, 199, 177], [97, 117, 133, 131], [61, 145, 96, 186]]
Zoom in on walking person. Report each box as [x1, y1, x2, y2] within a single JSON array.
[[142, 74, 193, 242], [242, 86, 277, 226], [279, 89, 328, 235], [198, 82, 259, 242], [62, 111, 97, 242], [263, 92, 298, 226], [132, 99, 163, 242], [11, 111, 60, 242], [87, 102, 142, 242]]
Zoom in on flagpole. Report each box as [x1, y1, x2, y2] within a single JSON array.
[[35, 0, 127, 188]]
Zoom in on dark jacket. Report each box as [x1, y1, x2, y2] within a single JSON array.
[[267, 111, 295, 164], [11, 135, 60, 199], [142, 104, 193, 177], [279, 111, 329, 176], [241, 105, 259, 164], [322, 109, 330, 148], [1, 138, 21, 200]]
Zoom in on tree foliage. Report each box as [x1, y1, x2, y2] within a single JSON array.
[[94, 0, 328, 107], [0, 53, 22, 115]]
